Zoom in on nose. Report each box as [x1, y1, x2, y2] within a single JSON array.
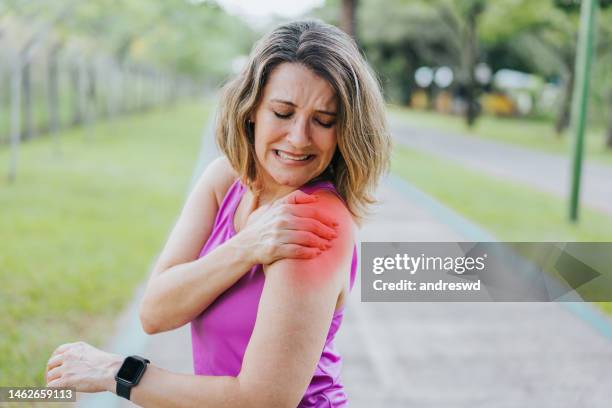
[[286, 115, 311, 150]]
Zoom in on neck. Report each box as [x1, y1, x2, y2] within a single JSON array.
[[249, 171, 303, 207], [253, 183, 295, 207]]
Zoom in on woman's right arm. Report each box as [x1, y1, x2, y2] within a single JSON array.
[[139, 157, 252, 334]]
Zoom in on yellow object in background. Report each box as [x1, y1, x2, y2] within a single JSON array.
[[481, 93, 516, 117], [410, 90, 429, 110]]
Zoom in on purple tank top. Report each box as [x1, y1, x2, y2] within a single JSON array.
[[191, 178, 357, 407]]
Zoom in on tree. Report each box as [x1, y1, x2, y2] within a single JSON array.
[[357, 0, 487, 126], [340, 0, 357, 38], [479, 0, 579, 135], [594, 7, 612, 148], [2, 0, 256, 181], [482, 0, 612, 142]]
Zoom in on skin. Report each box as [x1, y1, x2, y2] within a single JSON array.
[[250, 62, 339, 204], [45, 62, 356, 407]]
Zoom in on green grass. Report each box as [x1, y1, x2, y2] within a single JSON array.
[[0, 101, 211, 386], [392, 146, 612, 314], [388, 106, 612, 167]]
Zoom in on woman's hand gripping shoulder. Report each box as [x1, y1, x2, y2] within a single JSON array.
[[264, 189, 355, 289]]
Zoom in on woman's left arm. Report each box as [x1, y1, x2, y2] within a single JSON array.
[[46, 190, 354, 408]]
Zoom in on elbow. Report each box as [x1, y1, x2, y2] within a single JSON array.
[[140, 317, 160, 335], [139, 301, 161, 335]]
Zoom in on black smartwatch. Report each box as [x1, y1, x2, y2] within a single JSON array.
[[115, 355, 150, 400]]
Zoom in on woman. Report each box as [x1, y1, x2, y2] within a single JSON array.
[[45, 20, 391, 407]]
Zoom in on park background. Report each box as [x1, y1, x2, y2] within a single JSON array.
[[2, 0, 612, 406]]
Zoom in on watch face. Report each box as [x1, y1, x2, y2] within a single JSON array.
[[117, 356, 145, 383]]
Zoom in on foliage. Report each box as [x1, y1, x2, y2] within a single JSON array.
[[321, 0, 612, 135], [0, 101, 211, 385], [2, 0, 256, 79]]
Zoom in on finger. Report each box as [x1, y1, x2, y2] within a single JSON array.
[[46, 366, 63, 384], [280, 230, 332, 250], [51, 343, 73, 358], [280, 190, 317, 205], [279, 244, 321, 259], [47, 377, 67, 389], [289, 217, 338, 240], [289, 205, 338, 228], [46, 354, 64, 372]]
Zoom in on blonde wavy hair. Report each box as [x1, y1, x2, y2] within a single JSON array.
[[216, 20, 391, 223]]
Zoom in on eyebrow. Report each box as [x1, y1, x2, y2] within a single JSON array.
[[270, 99, 337, 116]]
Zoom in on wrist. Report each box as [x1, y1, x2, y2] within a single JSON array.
[[104, 355, 124, 393], [229, 230, 256, 266]]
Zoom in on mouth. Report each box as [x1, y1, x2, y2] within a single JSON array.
[[274, 149, 315, 164]]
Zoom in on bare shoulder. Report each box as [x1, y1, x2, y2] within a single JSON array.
[[199, 156, 239, 207], [312, 189, 356, 267], [311, 189, 356, 234]]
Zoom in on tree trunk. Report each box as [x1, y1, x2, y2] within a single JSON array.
[[47, 49, 60, 134], [555, 70, 574, 136], [86, 63, 96, 124], [105, 63, 115, 119], [22, 62, 33, 140], [340, 0, 357, 39], [70, 63, 83, 126], [9, 59, 22, 183], [463, 4, 481, 128], [466, 87, 478, 127], [464, 45, 478, 126]]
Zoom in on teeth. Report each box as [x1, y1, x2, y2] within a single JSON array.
[[277, 150, 310, 161]]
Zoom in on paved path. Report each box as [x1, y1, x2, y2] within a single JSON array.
[[337, 177, 612, 407], [389, 116, 612, 216]]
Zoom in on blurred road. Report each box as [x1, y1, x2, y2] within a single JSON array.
[[389, 117, 612, 216], [337, 177, 612, 407]]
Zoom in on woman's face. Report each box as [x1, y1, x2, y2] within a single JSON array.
[[251, 62, 338, 191]]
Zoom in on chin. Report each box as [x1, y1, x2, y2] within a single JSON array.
[[271, 173, 310, 187]]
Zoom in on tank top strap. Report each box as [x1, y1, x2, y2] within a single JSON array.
[[299, 180, 337, 197], [212, 178, 246, 230]]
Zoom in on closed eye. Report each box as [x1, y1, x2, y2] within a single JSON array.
[[316, 119, 335, 128], [274, 110, 334, 128], [274, 111, 292, 119]]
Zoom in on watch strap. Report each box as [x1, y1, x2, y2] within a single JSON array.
[[115, 356, 150, 401], [116, 380, 132, 400]]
